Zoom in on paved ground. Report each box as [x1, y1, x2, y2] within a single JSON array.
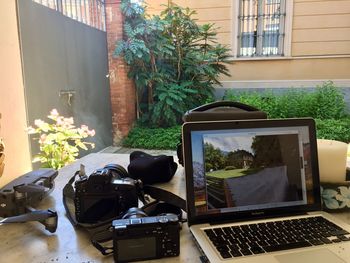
[[99, 146, 177, 156]]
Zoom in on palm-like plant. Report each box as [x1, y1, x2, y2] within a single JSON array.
[[116, 0, 232, 127]]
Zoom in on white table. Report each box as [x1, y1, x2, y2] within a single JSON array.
[[0, 153, 349, 263], [0, 154, 198, 263]]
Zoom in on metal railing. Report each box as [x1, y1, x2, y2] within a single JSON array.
[[237, 0, 286, 57], [32, 0, 106, 31]]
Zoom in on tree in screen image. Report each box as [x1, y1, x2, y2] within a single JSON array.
[[204, 142, 226, 172], [251, 135, 283, 168]]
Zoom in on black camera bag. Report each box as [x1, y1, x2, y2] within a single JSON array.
[[177, 100, 267, 165], [127, 151, 178, 184]]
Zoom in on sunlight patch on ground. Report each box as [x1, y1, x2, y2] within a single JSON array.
[[207, 168, 248, 179]]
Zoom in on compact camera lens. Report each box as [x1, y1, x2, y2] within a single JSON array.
[[158, 216, 169, 223], [122, 207, 147, 219]]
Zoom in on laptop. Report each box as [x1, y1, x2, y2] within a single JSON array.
[[182, 118, 350, 263]]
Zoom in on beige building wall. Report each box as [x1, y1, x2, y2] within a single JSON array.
[[0, 1, 32, 187], [147, 0, 350, 88], [293, 0, 350, 56], [147, 0, 232, 46]]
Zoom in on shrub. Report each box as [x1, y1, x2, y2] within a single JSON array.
[[123, 118, 350, 151], [311, 81, 346, 119], [116, 0, 231, 127], [315, 118, 350, 143], [124, 82, 350, 149], [122, 125, 181, 150], [224, 81, 350, 143], [122, 118, 350, 150], [224, 81, 346, 119]]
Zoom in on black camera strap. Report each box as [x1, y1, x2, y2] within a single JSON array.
[[142, 184, 186, 213], [62, 171, 186, 255]]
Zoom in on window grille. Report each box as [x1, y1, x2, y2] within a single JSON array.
[[237, 0, 286, 57], [32, 0, 106, 32]]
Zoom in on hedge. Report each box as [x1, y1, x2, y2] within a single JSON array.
[[123, 82, 350, 149]]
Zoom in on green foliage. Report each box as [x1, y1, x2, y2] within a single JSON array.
[[122, 125, 181, 149], [311, 81, 347, 119], [224, 81, 346, 119], [315, 118, 350, 143], [224, 81, 350, 143], [27, 109, 95, 170], [204, 142, 226, 172], [116, 0, 231, 127], [150, 82, 197, 126], [124, 81, 350, 150], [251, 135, 283, 168]]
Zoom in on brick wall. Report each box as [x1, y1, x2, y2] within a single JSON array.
[[105, 0, 136, 144]]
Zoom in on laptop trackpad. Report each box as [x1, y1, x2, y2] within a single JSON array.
[[275, 248, 345, 263]]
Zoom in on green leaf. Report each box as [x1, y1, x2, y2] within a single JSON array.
[[115, 0, 232, 127], [77, 141, 88, 150]]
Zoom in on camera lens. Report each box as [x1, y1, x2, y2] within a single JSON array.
[[122, 207, 147, 219]]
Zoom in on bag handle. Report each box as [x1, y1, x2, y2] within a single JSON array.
[[187, 100, 262, 113]]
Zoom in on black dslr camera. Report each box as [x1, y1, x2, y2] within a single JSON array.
[[74, 165, 139, 223], [112, 208, 180, 262]]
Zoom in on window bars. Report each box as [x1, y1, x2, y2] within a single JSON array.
[[237, 0, 286, 57], [32, 0, 106, 32]]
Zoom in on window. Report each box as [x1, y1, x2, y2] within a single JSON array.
[[237, 0, 286, 57], [32, 0, 106, 31]]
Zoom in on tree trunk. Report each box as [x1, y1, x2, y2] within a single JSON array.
[[148, 83, 154, 106]]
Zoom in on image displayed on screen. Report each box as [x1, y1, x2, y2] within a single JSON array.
[[191, 127, 314, 216]]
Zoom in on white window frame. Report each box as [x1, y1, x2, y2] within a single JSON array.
[[232, 0, 293, 59]]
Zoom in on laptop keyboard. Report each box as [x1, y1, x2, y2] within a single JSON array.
[[204, 216, 350, 259]]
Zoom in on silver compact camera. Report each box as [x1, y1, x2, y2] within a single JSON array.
[[112, 208, 180, 262]]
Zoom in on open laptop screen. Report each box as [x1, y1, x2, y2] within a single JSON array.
[[183, 119, 321, 225]]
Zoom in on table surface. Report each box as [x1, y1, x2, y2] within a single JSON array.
[[0, 153, 199, 263], [0, 153, 350, 263]]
